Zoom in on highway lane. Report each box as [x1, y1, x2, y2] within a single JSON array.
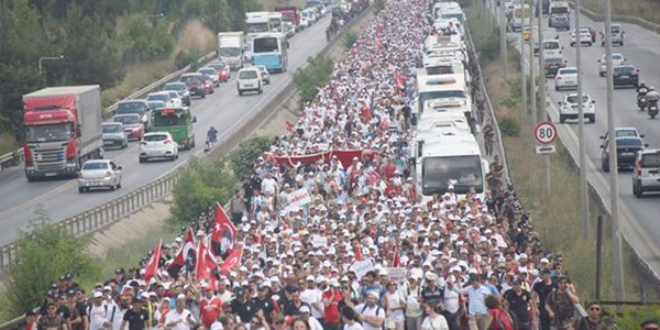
[[496, 4, 660, 250], [0, 16, 332, 245]]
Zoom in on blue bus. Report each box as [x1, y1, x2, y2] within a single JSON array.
[[251, 33, 289, 73]]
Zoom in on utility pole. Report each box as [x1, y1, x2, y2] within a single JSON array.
[[538, 0, 550, 193], [500, 0, 508, 76], [604, 0, 625, 313], [575, 0, 589, 238], [529, 1, 536, 127], [519, 12, 527, 120]]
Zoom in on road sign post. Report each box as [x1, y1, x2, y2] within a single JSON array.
[[534, 121, 558, 145]]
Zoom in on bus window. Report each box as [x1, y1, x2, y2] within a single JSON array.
[[254, 38, 279, 53]]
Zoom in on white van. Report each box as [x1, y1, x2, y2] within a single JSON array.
[[236, 67, 263, 96]]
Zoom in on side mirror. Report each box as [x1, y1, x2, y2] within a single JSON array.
[[645, 143, 649, 148], [558, 101, 562, 106], [600, 145, 605, 149], [192, 116, 197, 123], [599, 135, 606, 139], [117, 166, 123, 170], [592, 100, 596, 104], [597, 59, 601, 63]]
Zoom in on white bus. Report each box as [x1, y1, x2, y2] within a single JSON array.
[[416, 74, 471, 115]]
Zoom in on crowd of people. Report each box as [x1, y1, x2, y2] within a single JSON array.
[[20, 0, 659, 330]]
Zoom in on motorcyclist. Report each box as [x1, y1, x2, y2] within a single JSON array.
[[637, 81, 649, 98], [648, 86, 660, 104]]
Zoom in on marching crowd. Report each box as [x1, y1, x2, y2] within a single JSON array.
[[22, 0, 659, 330]]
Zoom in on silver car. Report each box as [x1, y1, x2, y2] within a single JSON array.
[[255, 65, 270, 84], [102, 122, 128, 149], [632, 149, 660, 198], [78, 159, 122, 193]]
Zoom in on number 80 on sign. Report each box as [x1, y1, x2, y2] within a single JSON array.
[[534, 121, 558, 145]]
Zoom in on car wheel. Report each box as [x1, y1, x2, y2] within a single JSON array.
[[139, 157, 145, 163], [589, 115, 595, 123], [620, 41, 624, 46], [78, 187, 85, 193], [555, 85, 559, 91], [238, 90, 243, 96], [633, 185, 643, 198], [258, 88, 263, 94], [202, 93, 206, 99], [117, 181, 122, 189], [570, 43, 575, 47], [559, 115, 566, 123], [602, 160, 610, 172], [110, 184, 116, 191]]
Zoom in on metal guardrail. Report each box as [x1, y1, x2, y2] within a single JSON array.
[[566, 0, 660, 34], [0, 11, 373, 329], [0, 52, 217, 173]]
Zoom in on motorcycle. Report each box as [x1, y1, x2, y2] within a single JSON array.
[[638, 95, 649, 111], [649, 100, 659, 119]]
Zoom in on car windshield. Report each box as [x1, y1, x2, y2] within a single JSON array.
[[153, 110, 187, 127], [426, 66, 455, 75], [641, 153, 660, 168], [615, 129, 638, 137], [102, 124, 122, 133], [181, 75, 202, 86], [114, 115, 140, 125], [614, 66, 634, 73], [566, 95, 589, 103], [199, 69, 216, 76], [254, 37, 279, 53], [25, 123, 72, 143], [545, 58, 563, 64], [560, 69, 577, 75], [165, 84, 186, 91], [147, 94, 168, 102], [82, 162, 108, 170], [148, 101, 166, 110], [239, 70, 258, 79], [611, 26, 621, 33], [144, 134, 168, 142], [543, 42, 560, 50], [209, 64, 227, 71], [117, 102, 145, 114], [616, 139, 643, 147], [422, 155, 484, 195], [612, 54, 624, 60]]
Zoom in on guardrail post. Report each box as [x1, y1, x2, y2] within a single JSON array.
[[93, 208, 99, 228], [0, 246, 6, 269]]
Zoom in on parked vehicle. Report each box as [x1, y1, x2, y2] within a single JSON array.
[[77, 159, 122, 193], [139, 132, 179, 163], [22, 86, 103, 181], [101, 122, 128, 149]]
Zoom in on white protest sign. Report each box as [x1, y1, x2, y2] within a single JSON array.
[[311, 235, 328, 247], [387, 268, 407, 282], [287, 188, 312, 209], [350, 259, 375, 279]]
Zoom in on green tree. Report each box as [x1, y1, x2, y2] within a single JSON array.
[[229, 136, 273, 180], [5, 206, 98, 316], [121, 14, 176, 64], [170, 158, 236, 223], [293, 55, 335, 105], [200, 0, 230, 33]]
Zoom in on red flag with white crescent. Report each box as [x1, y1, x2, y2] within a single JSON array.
[[143, 239, 162, 282], [220, 247, 243, 276]]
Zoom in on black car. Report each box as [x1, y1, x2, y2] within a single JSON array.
[[544, 57, 566, 77], [612, 65, 640, 88], [601, 136, 648, 172], [180, 73, 206, 98]]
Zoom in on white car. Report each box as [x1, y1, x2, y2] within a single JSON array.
[[558, 93, 596, 123], [139, 132, 179, 163], [570, 28, 593, 46], [236, 67, 263, 96], [78, 159, 122, 193], [146, 92, 176, 108], [254, 65, 270, 85], [165, 91, 183, 108], [554, 67, 579, 91], [540, 39, 562, 58], [597, 53, 626, 77]]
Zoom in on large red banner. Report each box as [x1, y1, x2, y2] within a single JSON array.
[[265, 149, 378, 169]]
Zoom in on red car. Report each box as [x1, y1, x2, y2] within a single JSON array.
[[208, 62, 231, 82], [202, 75, 215, 94]]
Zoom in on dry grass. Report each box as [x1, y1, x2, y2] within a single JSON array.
[[0, 132, 20, 156], [101, 19, 215, 108], [580, 0, 660, 24]]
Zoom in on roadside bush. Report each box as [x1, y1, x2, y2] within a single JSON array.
[[121, 15, 176, 64], [374, 0, 385, 13], [343, 31, 359, 51], [5, 206, 98, 317], [170, 158, 236, 224], [499, 115, 521, 137], [474, 30, 501, 66], [229, 136, 273, 180], [294, 55, 334, 106], [175, 49, 203, 71]]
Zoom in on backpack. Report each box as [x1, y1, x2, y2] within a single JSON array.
[[360, 305, 385, 330]]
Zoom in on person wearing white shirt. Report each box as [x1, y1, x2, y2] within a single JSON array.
[[164, 295, 196, 330], [441, 277, 461, 330], [88, 292, 110, 330], [383, 282, 406, 330], [353, 293, 386, 330], [299, 306, 323, 330], [403, 275, 423, 330], [420, 302, 449, 330]]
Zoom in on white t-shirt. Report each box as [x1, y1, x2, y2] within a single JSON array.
[[355, 304, 386, 330], [420, 315, 449, 330], [164, 309, 196, 330], [385, 291, 405, 323], [343, 322, 364, 330], [300, 289, 323, 319], [442, 287, 460, 314], [210, 320, 224, 330], [88, 304, 109, 330], [308, 317, 324, 330], [110, 307, 126, 330]]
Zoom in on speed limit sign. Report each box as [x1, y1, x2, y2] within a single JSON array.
[[534, 121, 558, 145]]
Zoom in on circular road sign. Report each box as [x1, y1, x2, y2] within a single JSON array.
[[534, 121, 558, 145]]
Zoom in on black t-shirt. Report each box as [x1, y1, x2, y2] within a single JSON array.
[[123, 309, 150, 330], [533, 281, 555, 310], [251, 297, 276, 323], [231, 299, 256, 323], [504, 289, 531, 322], [283, 301, 310, 317], [421, 286, 444, 304]]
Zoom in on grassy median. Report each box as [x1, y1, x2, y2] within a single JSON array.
[[465, 2, 660, 321], [580, 0, 660, 25]]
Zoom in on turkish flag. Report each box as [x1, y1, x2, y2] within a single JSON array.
[[394, 71, 406, 91], [285, 121, 295, 132], [211, 202, 236, 257], [220, 247, 243, 276], [143, 239, 162, 282], [196, 239, 209, 281], [368, 170, 381, 186], [354, 243, 362, 262], [392, 245, 401, 267], [167, 230, 195, 278]]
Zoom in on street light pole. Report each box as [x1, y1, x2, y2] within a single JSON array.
[[538, 0, 550, 194], [500, 0, 508, 76], [519, 12, 527, 121], [604, 0, 626, 313], [529, 1, 536, 126], [575, 0, 589, 238]]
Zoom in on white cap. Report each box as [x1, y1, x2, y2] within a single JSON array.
[[92, 291, 103, 298], [299, 306, 311, 313]]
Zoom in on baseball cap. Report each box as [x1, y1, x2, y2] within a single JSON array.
[[92, 292, 103, 298], [299, 306, 311, 314]]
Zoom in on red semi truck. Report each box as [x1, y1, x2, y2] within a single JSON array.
[[22, 85, 104, 181], [275, 6, 299, 27]]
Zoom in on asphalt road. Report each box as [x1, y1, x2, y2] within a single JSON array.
[[491, 2, 660, 270], [0, 16, 332, 246]]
